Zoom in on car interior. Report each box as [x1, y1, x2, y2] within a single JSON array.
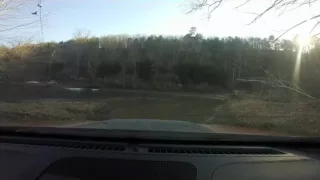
[[1, 127, 320, 180]]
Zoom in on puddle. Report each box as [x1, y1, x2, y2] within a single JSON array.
[[65, 87, 99, 92]]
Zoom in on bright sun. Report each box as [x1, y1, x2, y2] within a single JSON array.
[[296, 33, 311, 47]]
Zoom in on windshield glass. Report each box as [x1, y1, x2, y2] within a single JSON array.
[[0, 0, 320, 136]]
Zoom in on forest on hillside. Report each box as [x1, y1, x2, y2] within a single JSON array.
[[0, 28, 320, 97]]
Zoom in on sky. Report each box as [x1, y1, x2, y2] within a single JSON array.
[[2, 0, 320, 42]]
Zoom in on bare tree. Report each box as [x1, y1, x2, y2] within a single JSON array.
[[73, 29, 91, 40], [71, 29, 92, 78], [237, 70, 315, 99], [6, 36, 35, 59], [186, 0, 320, 39]]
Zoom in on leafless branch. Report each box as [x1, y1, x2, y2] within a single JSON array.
[[310, 21, 320, 34], [264, 70, 306, 92], [187, 0, 320, 37], [186, 0, 224, 19], [285, 0, 318, 12], [274, 14, 320, 41], [247, 0, 283, 25], [73, 29, 92, 39], [208, 1, 222, 14], [244, 12, 259, 15], [237, 69, 315, 99], [278, 1, 292, 16], [313, 32, 320, 37], [0, 0, 13, 15], [235, 0, 251, 9], [237, 78, 315, 99]]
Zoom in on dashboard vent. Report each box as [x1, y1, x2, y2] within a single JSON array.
[[148, 147, 284, 155], [1, 138, 125, 152], [46, 142, 126, 151]]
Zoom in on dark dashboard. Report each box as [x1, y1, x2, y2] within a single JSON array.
[[1, 127, 320, 180]]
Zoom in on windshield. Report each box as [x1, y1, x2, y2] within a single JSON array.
[[0, 0, 320, 137]]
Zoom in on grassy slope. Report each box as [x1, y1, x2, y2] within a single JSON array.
[[213, 99, 320, 136]]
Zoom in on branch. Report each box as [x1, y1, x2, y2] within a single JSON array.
[[313, 32, 320, 37], [237, 78, 315, 99], [186, 0, 320, 40], [264, 70, 306, 92], [278, 0, 293, 16], [237, 69, 315, 99], [187, 0, 320, 29], [0, 0, 15, 17], [235, 0, 251, 9], [274, 14, 320, 41], [207, 0, 223, 19], [285, 0, 318, 12], [247, 0, 283, 25], [186, 0, 224, 19], [263, 70, 285, 86], [310, 20, 320, 34]]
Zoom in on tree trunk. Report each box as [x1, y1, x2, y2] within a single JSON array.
[[133, 62, 137, 88], [76, 53, 80, 78], [232, 67, 235, 89], [87, 57, 96, 83], [48, 57, 53, 80], [122, 64, 126, 88]]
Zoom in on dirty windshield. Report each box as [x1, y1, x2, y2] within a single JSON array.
[[1, 0, 320, 136]]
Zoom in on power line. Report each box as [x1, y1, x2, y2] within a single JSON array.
[[39, 0, 44, 41]]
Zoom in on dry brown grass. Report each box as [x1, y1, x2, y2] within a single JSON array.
[[0, 97, 223, 126], [0, 101, 100, 123], [213, 98, 320, 136], [1, 92, 320, 136]]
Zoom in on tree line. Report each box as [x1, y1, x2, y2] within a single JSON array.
[[1, 27, 320, 96]]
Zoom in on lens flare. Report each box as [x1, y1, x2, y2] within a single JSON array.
[[296, 34, 310, 47], [293, 33, 310, 88], [293, 45, 303, 87]]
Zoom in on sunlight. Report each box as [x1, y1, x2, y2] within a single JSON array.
[[293, 45, 302, 88], [293, 32, 310, 89], [296, 33, 311, 47]]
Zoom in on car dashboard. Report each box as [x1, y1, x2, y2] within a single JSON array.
[[1, 131, 320, 180]]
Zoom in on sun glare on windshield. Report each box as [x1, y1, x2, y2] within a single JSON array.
[[297, 34, 311, 47]]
